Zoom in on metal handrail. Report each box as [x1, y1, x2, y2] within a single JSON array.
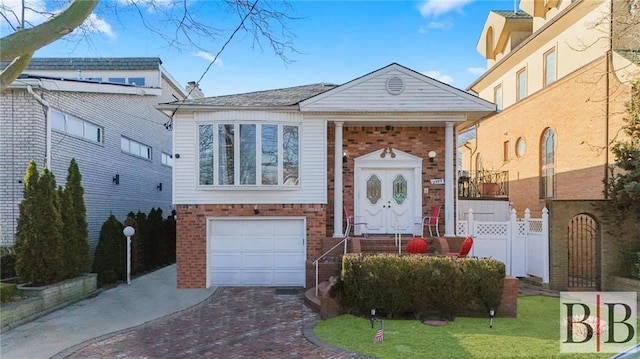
[[313, 234, 349, 297]]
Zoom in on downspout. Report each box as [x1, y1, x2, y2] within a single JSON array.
[[604, 0, 613, 199], [27, 85, 51, 169]]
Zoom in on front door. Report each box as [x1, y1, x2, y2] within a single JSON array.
[[360, 169, 414, 234]]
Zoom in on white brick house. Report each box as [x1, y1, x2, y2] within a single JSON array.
[[0, 58, 187, 249]]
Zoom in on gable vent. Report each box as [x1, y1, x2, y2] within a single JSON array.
[[386, 76, 405, 95]]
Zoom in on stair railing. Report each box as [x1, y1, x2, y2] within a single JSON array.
[[313, 234, 349, 297]]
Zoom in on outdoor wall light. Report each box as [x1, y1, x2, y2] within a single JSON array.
[[343, 150, 348, 163], [113, 174, 120, 185], [157, 182, 163, 191], [428, 151, 437, 163], [253, 205, 260, 215]]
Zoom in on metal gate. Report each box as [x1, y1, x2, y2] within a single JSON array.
[[567, 214, 600, 290]]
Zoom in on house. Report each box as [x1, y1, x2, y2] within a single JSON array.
[[460, 0, 639, 212], [459, 0, 639, 291], [157, 63, 496, 289], [0, 57, 188, 249]]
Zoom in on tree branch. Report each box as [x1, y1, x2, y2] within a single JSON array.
[[0, 53, 33, 89]]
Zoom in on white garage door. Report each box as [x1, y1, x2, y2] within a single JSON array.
[[208, 218, 305, 286]]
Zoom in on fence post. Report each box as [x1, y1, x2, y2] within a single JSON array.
[[509, 208, 517, 277], [541, 207, 549, 284], [467, 208, 474, 256]]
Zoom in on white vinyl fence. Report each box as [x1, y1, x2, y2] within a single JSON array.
[[456, 208, 549, 283]]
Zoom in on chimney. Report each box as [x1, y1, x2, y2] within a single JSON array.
[[186, 81, 204, 99]]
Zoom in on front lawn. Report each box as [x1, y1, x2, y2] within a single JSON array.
[[314, 296, 630, 358]]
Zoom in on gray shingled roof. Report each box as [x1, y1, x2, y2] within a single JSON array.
[[0, 57, 161, 71], [174, 83, 338, 107], [616, 50, 639, 65], [491, 10, 533, 19]]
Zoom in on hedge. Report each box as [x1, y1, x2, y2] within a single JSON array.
[[340, 253, 505, 320]]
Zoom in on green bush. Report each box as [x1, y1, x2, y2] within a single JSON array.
[[92, 215, 125, 287], [0, 246, 17, 279], [0, 282, 19, 303], [340, 254, 505, 320]]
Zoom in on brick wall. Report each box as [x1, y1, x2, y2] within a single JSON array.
[[327, 125, 448, 235], [471, 56, 631, 213], [547, 200, 631, 291], [176, 203, 326, 288]]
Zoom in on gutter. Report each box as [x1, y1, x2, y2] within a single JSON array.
[[26, 84, 51, 169]]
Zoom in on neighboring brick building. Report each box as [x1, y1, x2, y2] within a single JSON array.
[[460, 0, 639, 291], [460, 0, 639, 213], [0, 58, 188, 249]]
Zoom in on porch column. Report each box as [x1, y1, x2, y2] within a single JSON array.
[[444, 122, 455, 237], [333, 121, 344, 238]]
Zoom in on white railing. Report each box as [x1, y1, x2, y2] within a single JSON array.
[[457, 208, 549, 283], [313, 235, 349, 297]]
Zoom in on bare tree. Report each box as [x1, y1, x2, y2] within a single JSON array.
[[0, 0, 297, 91]]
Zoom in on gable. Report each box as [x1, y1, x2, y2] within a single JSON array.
[[299, 63, 495, 115]]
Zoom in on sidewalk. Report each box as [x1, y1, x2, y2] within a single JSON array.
[[0, 265, 216, 359]]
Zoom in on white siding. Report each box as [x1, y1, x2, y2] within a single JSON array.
[[173, 111, 327, 204], [301, 67, 494, 113]]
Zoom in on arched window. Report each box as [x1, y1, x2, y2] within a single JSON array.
[[540, 128, 555, 198], [486, 27, 494, 60]]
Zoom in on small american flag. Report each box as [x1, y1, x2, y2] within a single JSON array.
[[373, 327, 384, 343]]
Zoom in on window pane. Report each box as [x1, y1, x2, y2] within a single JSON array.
[[545, 50, 556, 86], [392, 174, 407, 204], [218, 124, 235, 185], [239, 124, 256, 185], [143, 145, 151, 159], [261, 125, 278, 185], [130, 142, 141, 157], [108, 77, 126, 84], [51, 110, 65, 131], [84, 122, 100, 142], [199, 125, 214, 185], [67, 116, 84, 137], [282, 125, 299, 186], [129, 77, 145, 86], [366, 174, 381, 204], [517, 70, 527, 100], [121, 137, 129, 152]]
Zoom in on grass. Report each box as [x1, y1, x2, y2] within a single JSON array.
[[314, 296, 634, 359]]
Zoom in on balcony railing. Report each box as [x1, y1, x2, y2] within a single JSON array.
[[458, 170, 509, 199]]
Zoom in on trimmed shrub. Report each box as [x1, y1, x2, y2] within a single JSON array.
[[59, 159, 90, 276], [15, 162, 66, 286], [92, 215, 125, 287], [340, 253, 505, 319], [0, 246, 17, 279], [0, 283, 19, 303]]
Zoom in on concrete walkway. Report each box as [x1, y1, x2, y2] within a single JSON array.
[[0, 265, 216, 359]]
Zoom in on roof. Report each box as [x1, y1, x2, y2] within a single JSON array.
[[490, 10, 533, 19], [0, 57, 162, 71], [616, 50, 639, 65], [170, 83, 338, 107]]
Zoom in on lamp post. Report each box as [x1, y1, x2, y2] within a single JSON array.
[[123, 226, 135, 285]]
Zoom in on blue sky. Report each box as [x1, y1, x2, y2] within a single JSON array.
[[4, 0, 520, 96]]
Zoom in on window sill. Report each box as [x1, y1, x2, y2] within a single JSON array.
[[197, 185, 300, 191]]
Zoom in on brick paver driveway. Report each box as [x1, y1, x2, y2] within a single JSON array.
[[55, 287, 371, 359]]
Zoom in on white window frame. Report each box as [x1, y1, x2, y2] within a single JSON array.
[[543, 48, 556, 87], [161, 152, 173, 167], [198, 122, 300, 188], [517, 67, 527, 101], [121, 136, 152, 160], [50, 109, 102, 144]]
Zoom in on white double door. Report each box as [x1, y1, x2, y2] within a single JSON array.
[[359, 168, 416, 235]]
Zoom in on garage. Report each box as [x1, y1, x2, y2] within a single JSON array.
[[208, 218, 306, 286]]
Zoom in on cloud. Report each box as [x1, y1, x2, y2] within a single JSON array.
[[194, 51, 224, 67], [423, 70, 454, 84], [467, 66, 486, 75], [83, 13, 115, 38], [426, 18, 454, 30], [419, 0, 474, 18]]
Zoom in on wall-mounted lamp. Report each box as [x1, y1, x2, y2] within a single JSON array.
[[157, 182, 163, 191], [428, 151, 437, 163], [254, 205, 260, 215], [343, 150, 348, 163], [113, 174, 120, 185]]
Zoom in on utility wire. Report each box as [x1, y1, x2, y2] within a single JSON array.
[[164, 0, 260, 130]]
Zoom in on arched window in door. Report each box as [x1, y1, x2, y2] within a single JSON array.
[[540, 128, 555, 198]]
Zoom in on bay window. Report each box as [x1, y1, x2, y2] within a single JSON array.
[[199, 123, 300, 187]]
